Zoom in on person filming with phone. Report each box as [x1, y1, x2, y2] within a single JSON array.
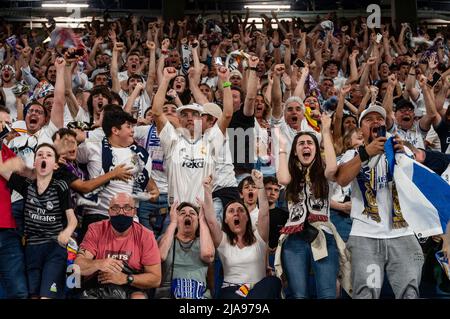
[[335, 104, 425, 299]]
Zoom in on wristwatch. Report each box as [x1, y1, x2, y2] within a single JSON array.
[[126, 274, 134, 285]]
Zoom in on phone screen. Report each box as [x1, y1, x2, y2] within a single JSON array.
[[427, 72, 442, 88], [377, 125, 386, 138], [294, 59, 305, 68]]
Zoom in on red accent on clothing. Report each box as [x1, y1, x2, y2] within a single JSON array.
[[0, 145, 16, 229], [308, 214, 328, 223], [280, 223, 304, 235]]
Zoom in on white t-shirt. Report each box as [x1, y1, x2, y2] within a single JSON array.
[[159, 121, 224, 205], [134, 124, 168, 194], [340, 149, 415, 239], [213, 128, 238, 191], [217, 229, 267, 286], [76, 141, 153, 216], [119, 89, 151, 119], [2, 87, 17, 120], [392, 121, 427, 150]]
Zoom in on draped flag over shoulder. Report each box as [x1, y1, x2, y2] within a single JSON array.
[[385, 137, 450, 238]]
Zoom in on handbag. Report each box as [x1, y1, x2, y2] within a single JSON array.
[[81, 262, 140, 299]]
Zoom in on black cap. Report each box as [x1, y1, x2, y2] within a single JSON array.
[[394, 99, 415, 112]]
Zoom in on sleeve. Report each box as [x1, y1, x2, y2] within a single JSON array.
[[57, 180, 72, 211], [76, 142, 91, 164], [74, 107, 91, 123], [208, 124, 225, 156], [340, 149, 358, 165], [158, 121, 178, 158], [133, 125, 150, 141], [59, 167, 79, 186], [41, 121, 59, 141], [140, 230, 161, 266], [20, 66, 39, 90], [434, 119, 447, 137], [79, 223, 99, 257], [7, 173, 27, 194]]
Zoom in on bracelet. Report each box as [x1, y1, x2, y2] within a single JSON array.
[[279, 150, 287, 155], [249, 67, 257, 71], [222, 81, 232, 89]]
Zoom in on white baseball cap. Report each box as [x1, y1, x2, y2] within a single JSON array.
[[358, 104, 386, 127], [176, 103, 204, 116], [201, 103, 222, 119]]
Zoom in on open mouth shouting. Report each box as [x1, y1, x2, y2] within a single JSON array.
[[184, 218, 192, 227], [131, 63, 138, 71], [233, 218, 240, 226]]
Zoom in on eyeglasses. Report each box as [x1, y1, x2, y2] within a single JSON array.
[[28, 109, 45, 115], [110, 205, 135, 214]]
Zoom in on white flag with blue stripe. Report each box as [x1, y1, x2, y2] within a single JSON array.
[[385, 138, 450, 238]]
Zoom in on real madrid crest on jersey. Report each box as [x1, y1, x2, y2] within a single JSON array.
[[46, 201, 54, 210], [200, 144, 206, 155]]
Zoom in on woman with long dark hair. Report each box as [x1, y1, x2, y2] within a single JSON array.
[[274, 114, 348, 299], [202, 171, 281, 299]]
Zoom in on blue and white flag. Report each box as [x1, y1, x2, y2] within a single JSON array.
[[385, 137, 450, 238]]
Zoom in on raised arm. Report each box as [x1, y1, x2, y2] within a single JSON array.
[[111, 42, 124, 94], [275, 127, 291, 185], [216, 66, 233, 134], [158, 203, 178, 261], [51, 56, 66, 129], [333, 85, 351, 142], [322, 114, 338, 181], [382, 73, 397, 130], [124, 82, 144, 114], [271, 64, 285, 119], [198, 205, 215, 264], [417, 75, 441, 129], [271, 64, 284, 120], [153, 67, 177, 133], [293, 64, 309, 100], [201, 175, 223, 248], [252, 169, 269, 243], [145, 41, 157, 98], [243, 55, 259, 116]]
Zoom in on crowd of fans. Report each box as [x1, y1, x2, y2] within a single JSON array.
[[0, 10, 449, 299]]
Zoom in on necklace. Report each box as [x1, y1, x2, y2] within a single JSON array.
[[177, 238, 195, 252]]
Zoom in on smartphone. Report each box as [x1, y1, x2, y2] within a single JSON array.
[[68, 48, 85, 59], [294, 58, 305, 68], [376, 125, 386, 138], [376, 33, 383, 44], [0, 124, 11, 139], [215, 57, 223, 66], [427, 72, 442, 88]]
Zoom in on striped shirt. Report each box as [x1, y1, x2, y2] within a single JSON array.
[[8, 174, 72, 245]]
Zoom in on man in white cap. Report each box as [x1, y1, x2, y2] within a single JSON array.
[[152, 67, 226, 205], [335, 104, 424, 299]]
